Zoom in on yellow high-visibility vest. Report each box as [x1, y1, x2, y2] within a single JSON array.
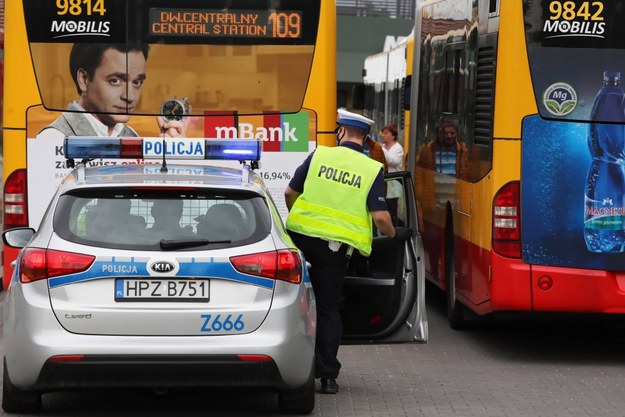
[[286, 146, 383, 256]]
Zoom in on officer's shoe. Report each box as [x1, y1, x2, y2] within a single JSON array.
[[319, 378, 339, 394]]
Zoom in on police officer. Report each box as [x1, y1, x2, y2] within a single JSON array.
[[284, 109, 411, 394]]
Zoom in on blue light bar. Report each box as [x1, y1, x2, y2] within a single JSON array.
[[204, 139, 262, 161], [64, 137, 262, 162], [64, 137, 139, 158]]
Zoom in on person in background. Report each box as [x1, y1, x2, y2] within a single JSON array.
[[148, 200, 195, 239], [284, 109, 411, 395], [380, 124, 404, 224], [364, 134, 388, 173], [416, 120, 468, 179], [380, 124, 404, 172]]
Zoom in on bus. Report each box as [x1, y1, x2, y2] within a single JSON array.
[[2, 0, 337, 288], [365, 0, 625, 328], [362, 32, 413, 146]]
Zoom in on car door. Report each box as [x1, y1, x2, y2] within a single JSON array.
[[341, 171, 428, 343]]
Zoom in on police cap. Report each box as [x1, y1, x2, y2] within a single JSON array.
[[337, 109, 374, 131]]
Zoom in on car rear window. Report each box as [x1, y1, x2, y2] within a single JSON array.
[[53, 188, 272, 250]]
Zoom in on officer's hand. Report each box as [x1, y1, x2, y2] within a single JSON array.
[[393, 227, 413, 241]]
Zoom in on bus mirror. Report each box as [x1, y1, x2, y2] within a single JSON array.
[[352, 84, 365, 110]]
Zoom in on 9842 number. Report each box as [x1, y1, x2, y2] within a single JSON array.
[[548, 1, 604, 21]]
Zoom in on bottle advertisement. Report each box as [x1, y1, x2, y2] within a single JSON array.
[[522, 0, 625, 270]]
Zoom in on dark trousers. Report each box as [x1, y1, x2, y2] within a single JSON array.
[[289, 231, 350, 379]]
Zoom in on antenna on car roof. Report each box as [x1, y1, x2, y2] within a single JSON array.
[[160, 137, 168, 173]]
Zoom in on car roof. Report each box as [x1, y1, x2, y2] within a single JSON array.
[[59, 163, 267, 193]]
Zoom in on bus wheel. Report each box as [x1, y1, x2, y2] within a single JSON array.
[[445, 226, 466, 330]]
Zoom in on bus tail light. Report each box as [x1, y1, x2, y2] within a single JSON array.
[[19, 248, 95, 283], [492, 181, 521, 258], [3, 169, 28, 230], [231, 250, 302, 284]]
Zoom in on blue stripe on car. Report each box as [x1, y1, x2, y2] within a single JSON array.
[[48, 257, 275, 289]]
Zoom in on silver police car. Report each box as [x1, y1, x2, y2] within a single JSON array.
[[2, 138, 317, 414], [2, 138, 428, 414]]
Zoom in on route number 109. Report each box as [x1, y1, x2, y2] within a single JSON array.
[[548, 1, 604, 21], [268, 12, 301, 38], [57, 0, 107, 16]]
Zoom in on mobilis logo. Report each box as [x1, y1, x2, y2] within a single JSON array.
[[51, 20, 111, 38], [543, 82, 577, 116], [543, 20, 605, 39]]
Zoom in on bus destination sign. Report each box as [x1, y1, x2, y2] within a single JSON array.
[[149, 9, 302, 39]]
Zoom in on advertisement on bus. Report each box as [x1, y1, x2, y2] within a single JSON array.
[[522, 0, 625, 270], [22, 0, 322, 226]]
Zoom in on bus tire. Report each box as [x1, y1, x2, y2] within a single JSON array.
[[445, 218, 466, 330], [2, 359, 42, 414]]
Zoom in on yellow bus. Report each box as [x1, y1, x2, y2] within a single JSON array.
[[3, 1, 428, 348], [2, 0, 337, 289], [367, 0, 625, 328]]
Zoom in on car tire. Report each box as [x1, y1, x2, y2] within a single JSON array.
[[2, 359, 42, 414], [278, 365, 315, 415]]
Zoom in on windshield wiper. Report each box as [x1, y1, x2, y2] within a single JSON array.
[[159, 239, 231, 250]]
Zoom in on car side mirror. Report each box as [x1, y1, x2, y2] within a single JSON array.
[[2, 228, 35, 248]]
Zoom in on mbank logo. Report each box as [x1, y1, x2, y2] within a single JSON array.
[[204, 112, 310, 152]]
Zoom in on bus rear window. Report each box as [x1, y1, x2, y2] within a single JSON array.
[[524, 0, 625, 123], [24, 0, 321, 116]]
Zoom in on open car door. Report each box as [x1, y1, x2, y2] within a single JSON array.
[[341, 171, 428, 343]]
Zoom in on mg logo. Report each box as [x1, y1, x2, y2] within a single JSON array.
[[543, 82, 578, 117], [150, 261, 175, 273]]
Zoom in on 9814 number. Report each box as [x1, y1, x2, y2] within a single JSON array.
[[57, 0, 106, 16]]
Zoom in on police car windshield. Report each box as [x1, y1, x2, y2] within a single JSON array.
[[53, 188, 271, 251]]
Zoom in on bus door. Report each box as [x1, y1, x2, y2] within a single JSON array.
[[341, 171, 428, 343]]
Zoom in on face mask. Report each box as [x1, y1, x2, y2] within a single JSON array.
[[335, 127, 345, 146]]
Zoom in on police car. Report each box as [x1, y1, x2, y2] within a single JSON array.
[[2, 138, 427, 414]]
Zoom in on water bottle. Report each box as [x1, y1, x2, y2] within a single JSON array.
[[584, 160, 625, 253], [584, 71, 625, 252]]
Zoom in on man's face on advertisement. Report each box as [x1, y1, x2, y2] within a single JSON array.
[[78, 48, 147, 127]]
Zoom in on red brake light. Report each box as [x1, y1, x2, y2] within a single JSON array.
[[492, 181, 521, 258], [4, 169, 28, 230], [48, 355, 85, 363], [237, 354, 272, 362], [19, 248, 95, 283], [230, 250, 302, 284]]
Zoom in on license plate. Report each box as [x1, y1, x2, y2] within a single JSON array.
[[115, 278, 209, 302]]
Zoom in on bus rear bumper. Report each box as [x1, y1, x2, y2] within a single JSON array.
[[490, 251, 625, 314], [530, 265, 625, 313]]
